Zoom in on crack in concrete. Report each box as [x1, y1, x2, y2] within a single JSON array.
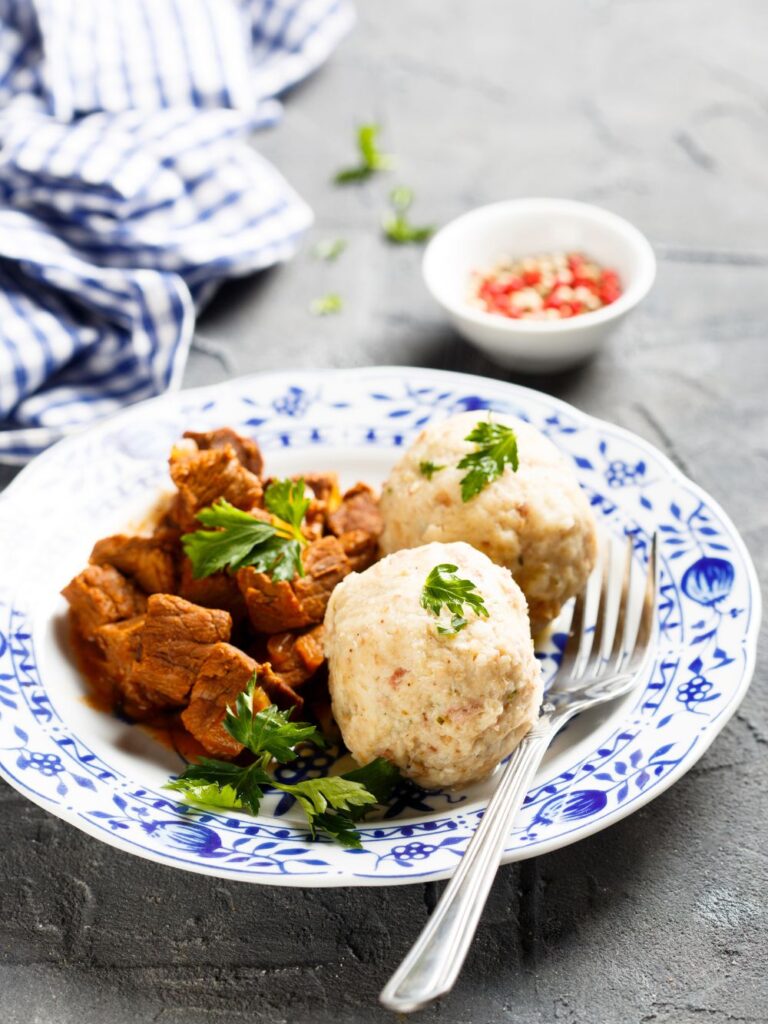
[[423, 880, 439, 916], [642, 1002, 761, 1022], [655, 245, 768, 266], [516, 859, 540, 973], [735, 711, 768, 748], [152, 1011, 276, 1023], [388, 53, 509, 103], [675, 131, 718, 172], [688, 759, 740, 778], [190, 333, 238, 374], [61, 877, 96, 962], [631, 403, 693, 475], [580, 99, 636, 154], [705, 61, 768, 118]]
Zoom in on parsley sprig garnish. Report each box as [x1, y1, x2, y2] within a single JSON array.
[[383, 186, 434, 244], [309, 292, 343, 316], [334, 123, 392, 184], [419, 460, 445, 480], [263, 477, 311, 538], [311, 238, 346, 262], [457, 421, 519, 502], [165, 676, 400, 847], [420, 564, 489, 636], [181, 478, 310, 581]]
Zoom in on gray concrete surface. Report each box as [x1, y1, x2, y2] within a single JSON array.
[[2, 2, 767, 1022]]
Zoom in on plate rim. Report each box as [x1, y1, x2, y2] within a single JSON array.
[[0, 365, 761, 887]]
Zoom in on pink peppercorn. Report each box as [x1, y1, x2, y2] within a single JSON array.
[[471, 251, 622, 321]]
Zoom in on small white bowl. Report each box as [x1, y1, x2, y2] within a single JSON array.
[[422, 198, 656, 372]]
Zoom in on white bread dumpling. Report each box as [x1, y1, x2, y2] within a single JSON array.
[[324, 541, 542, 789], [379, 412, 597, 630]]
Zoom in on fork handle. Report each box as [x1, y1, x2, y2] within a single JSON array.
[[379, 715, 556, 1014]]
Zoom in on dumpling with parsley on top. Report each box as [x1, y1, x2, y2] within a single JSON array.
[[379, 412, 597, 631], [324, 540, 542, 789]]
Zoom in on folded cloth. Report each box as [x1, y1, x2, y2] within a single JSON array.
[[0, 0, 354, 464]]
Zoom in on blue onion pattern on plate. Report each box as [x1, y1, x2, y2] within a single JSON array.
[[0, 368, 760, 886]]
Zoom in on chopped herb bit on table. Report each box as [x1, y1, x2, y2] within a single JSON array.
[[383, 185, 434, 244], [310, 293, 343, 316], [312, 238, 347, 261], [333, 123, 392, 184]]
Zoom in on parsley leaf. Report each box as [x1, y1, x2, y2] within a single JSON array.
[[165, 757, 272, 815], [225, 692, 324, 763], [334, 123, 392, 184], [312, 811, 366, 848], [276, 757, 400, 847], [264, 478, 310, 540], [165, 780, 243, 809], [309, 293, 343, 316], [437, 613, 468, 636], [165, 675, 400, 848], [420, 563, 489, 636], [312, 238, 346, 262], [383, 186, 434, 245], [182, 494, 307, 582], [457, 420, 519, 501], [419, 460, 445, 480], [342, 756, 401, 806], [278, 775, 375, 818]]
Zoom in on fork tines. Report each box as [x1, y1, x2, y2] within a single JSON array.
[[557, 532, 658, 684]]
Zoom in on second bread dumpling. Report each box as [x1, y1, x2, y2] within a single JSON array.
[[379, 411, 597, 630], [324, 541, 542, 789]]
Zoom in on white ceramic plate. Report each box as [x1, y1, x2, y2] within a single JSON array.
[[0, 367, 759, 886]]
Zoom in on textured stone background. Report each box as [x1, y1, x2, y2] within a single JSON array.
[[1, 2, 767, 1022]]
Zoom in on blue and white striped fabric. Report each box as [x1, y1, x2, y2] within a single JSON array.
[[0, 0, 354, 464]]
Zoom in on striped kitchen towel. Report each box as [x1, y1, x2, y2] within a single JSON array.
[[0, 0, 354, 464]]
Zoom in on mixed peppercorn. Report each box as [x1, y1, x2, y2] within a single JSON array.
[[470, 251, 622, 321]]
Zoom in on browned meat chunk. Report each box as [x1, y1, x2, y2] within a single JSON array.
[[62, 565, 147, 641], [294, 626, 325, 674], [170, 443, 263, 531], [266, 625, 325, 690], [154, 493, 185, 533], [236, 568, 313, 633], [177, 557, 247, 623], [302, 472, 340, 505], [309, 691, 341, 746], [298, 474, 341, 538], [338, 529, 379, 572], [90, 534, 176, 594], [182, 644, 311, 755], [259, 661, 305, 712], [266, 631, 304, 682], [93, 616, 159, 719], [303, 499, 326, 541], [237, 536, 351, 633], [67, 617, 124, 720], [181, 643, 267, 758], [129, 594, 231, 708], [327, 483, 382, 539], [292, 536, 352, 621], [152, 520, 182, 548], [183, 428, 264, 477]]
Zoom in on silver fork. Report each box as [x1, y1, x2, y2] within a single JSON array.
[[380, 533, 659, 1014]]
